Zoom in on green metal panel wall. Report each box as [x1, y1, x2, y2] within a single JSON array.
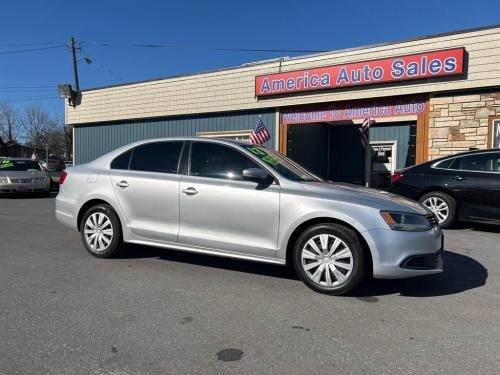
[[74, 110, 276, 164], [369, 122, 416, 169]]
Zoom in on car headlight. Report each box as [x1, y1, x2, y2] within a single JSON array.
[[380, 211, 432, 232], [0, 177, 9, 184]]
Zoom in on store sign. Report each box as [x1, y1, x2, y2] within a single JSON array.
[[256, 48, 465, 96], [282, 97, 425, 124]]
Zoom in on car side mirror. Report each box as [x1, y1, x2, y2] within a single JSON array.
[[242, 168, 269, 182]]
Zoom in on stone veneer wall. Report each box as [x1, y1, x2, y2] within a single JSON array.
[[428, 92, 500, 159]]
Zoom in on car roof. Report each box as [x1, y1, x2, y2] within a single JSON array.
[[112, 136, 255, 152], [398, 148, 499, 172], [423, 148, 499, 165], [86, 136, 270, 169]]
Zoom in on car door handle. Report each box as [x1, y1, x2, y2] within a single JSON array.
[[182, 187, 198, 196], [116, 180, 129, 188], [451, 175, 464, 181]]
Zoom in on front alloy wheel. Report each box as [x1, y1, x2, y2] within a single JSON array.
[[294, 224, 366, 295], [301, 234, 353, 288]]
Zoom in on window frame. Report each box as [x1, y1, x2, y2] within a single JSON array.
[[488, 116, 500, 149], [187, 140, 279, 183]]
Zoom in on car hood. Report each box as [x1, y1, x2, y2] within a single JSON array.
[[300, 181, 428, 215], [0, 170, 48, 179]]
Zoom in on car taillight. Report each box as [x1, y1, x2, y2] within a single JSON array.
[[391, 171, 403, 184], [59, 171, 67, 185]]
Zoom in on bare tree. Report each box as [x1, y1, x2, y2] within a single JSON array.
[[22, 105, 58, 148], [64, 124, 73, 160], [0, 103, 21, 142], [45, 119, 71, 158]]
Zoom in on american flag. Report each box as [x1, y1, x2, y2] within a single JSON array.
[[249, 118, 271, 144], [360, 118, 375, 147]]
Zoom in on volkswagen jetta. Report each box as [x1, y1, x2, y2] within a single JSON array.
[[56, 138, 443, 295]]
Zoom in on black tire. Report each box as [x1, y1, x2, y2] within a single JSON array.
[[79, 204, 123, 258], [293, 224, 366, 295], [418, 191, 456, 228]]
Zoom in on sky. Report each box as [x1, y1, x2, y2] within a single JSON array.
[[1, 0, 499, 120]]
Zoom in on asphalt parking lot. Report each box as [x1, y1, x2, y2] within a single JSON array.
[[1, 195, 499, 375]]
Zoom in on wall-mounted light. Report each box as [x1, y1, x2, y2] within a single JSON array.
[[58, 84, 77, 106]]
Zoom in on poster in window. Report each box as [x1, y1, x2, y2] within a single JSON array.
[[371, 145, 393, 172]]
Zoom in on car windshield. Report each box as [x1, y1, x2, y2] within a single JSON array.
[[241, 144, 323, 182], [0, 159, 42, 171]]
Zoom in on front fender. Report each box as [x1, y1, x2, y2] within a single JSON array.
[[276, 210, 370, 261]]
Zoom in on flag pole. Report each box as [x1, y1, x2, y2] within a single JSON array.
[[364, 117, 371, 188]]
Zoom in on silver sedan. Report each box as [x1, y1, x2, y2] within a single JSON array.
[[0, 158, 51, 195], [55, 137, 443, 295]]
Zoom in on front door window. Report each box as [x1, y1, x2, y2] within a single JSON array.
[[189, 141, 259, 180]]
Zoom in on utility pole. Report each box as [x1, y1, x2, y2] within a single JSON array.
[[70, 37, 80, 92]]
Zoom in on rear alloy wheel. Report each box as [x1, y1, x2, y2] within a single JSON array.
[[419, 191, 456, 228], [293, 224, 366, 295], [80, 204, 123, 258]]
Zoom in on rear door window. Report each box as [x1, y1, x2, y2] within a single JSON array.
[[433, 158, 455, 169], [129, 141, 183, 174], [449, 157, 462, 170], [111, 149, 133, 170]]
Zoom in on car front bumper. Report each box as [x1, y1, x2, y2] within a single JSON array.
[[0, 182, 50, 194], [363, 226, 444, 279]]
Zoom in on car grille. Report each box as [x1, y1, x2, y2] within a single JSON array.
[[9, 178, 34, 183], [425, 213, 438, 227]]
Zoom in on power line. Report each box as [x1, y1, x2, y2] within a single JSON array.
[[0, 96, 60, 103], [80, 47, 126, 81], [0, 42, 59, 47], [0, 44, 66, 55], [0, 85, 56, 89], [0, 89, 55, 93], [84, 41, 328, 53]]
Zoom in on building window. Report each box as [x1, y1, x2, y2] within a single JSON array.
[[492, 118, 500, 149]]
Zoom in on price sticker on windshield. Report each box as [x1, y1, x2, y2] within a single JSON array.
[[0, 159, 13, 169]]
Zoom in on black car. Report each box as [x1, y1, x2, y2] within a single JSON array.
[[389, 149, 500, 228]]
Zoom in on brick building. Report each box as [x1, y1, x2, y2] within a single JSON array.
[[65, 25, 500, 188]]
